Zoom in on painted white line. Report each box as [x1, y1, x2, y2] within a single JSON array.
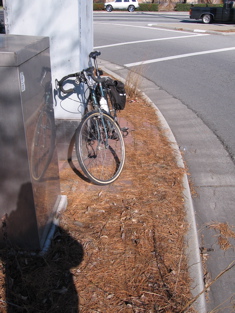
[[124, 47, 235, 67], [194, 29, 206, 33], [95, 34, 208, 49], [94, 22, 199, 35]]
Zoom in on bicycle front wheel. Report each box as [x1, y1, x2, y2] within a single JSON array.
[[75, 111, 125, 185]]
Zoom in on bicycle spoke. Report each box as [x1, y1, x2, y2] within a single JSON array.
[[76, 111, 125, 185]]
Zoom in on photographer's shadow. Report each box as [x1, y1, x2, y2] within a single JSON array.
[[0, 226, 84, 313]]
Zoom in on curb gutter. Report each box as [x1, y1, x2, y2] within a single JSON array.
[[148, 23, 235, 36], [99, 59, 207, 313]]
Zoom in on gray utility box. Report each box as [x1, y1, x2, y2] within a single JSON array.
[[0, 34, 63, 251]]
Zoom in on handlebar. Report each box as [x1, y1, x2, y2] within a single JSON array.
[[55, 72, 78, 94], [89, 51, 101, 59], [90, 71, 108, 84], [56, 65, 109, 94]]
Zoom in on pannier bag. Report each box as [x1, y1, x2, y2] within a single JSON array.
[[108, 79, 126, 111]]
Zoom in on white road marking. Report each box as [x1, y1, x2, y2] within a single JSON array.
[[194, 29, 207, 33], [94, 21, 206, 34], [95, 34, 208, 49], [124, 47, 235, 67]]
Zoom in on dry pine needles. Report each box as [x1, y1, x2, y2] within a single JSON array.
[[0, 90, 195, 313]]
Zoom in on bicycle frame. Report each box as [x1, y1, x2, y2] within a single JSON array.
[[55, 51, 126, 185]]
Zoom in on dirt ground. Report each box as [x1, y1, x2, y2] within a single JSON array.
[[0, 95, 196, 313]]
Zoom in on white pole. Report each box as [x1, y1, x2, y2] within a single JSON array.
[[3, 0, 93, 119]]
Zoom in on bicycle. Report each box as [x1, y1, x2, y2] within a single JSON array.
[[55, 51, 126, 185]]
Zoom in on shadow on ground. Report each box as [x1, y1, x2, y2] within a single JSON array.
[[0, 226, 84, 313]]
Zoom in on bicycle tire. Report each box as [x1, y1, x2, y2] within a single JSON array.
[[106, 92, 117, 120], [75, 111, 125, 185], [31, 110, 55, 181]]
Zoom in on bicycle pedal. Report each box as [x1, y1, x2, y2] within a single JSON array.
[[121, 127, 129, 132], [120, 127, 129, 137], [110, 132, 119, 140]]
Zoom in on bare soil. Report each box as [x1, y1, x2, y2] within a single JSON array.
[[0, 95, 196, 313]]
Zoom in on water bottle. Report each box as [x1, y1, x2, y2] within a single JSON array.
[[100, 97, 109, 113]]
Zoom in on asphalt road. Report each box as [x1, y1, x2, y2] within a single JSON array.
[[94, 12, 235, 313], [94, 10, 189, 24], [94, 12, 235, 162]]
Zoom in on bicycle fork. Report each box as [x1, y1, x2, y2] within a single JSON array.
[[90, 89, 110, 149], [97, 111, 109, 149]]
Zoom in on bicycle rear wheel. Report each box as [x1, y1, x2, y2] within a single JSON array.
[[106, 92, 117, 120], [75, 111, 125, 185]]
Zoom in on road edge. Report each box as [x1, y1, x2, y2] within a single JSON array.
[[148, 23, 235, 36], [99, 60, 207, 313], [145, 95, 207, 313]]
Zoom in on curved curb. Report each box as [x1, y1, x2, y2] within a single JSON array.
[[142, 94, 207, 313], [40, 195, 68, 256], [148, 23, 235, 36], [100, 61, 206, 313]]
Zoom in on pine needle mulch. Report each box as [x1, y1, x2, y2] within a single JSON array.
[[0, 95, 196, 313], [58, 95, 195, 313]]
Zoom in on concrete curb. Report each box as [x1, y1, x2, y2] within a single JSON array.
[[148, 23, 235, 36], [40, 195, 68, 256], [145, 97, 207, 313], [100, 60, 207, 313]]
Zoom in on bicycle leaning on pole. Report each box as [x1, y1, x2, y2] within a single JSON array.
[[55, 51, 127, 185]]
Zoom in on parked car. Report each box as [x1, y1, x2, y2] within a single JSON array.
[[104, 0, 139, 12], [190, 1, 235, 24], [0, 20, 4, 33]]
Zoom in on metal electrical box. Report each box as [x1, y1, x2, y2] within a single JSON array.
[[0, 34, 64, 251]]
